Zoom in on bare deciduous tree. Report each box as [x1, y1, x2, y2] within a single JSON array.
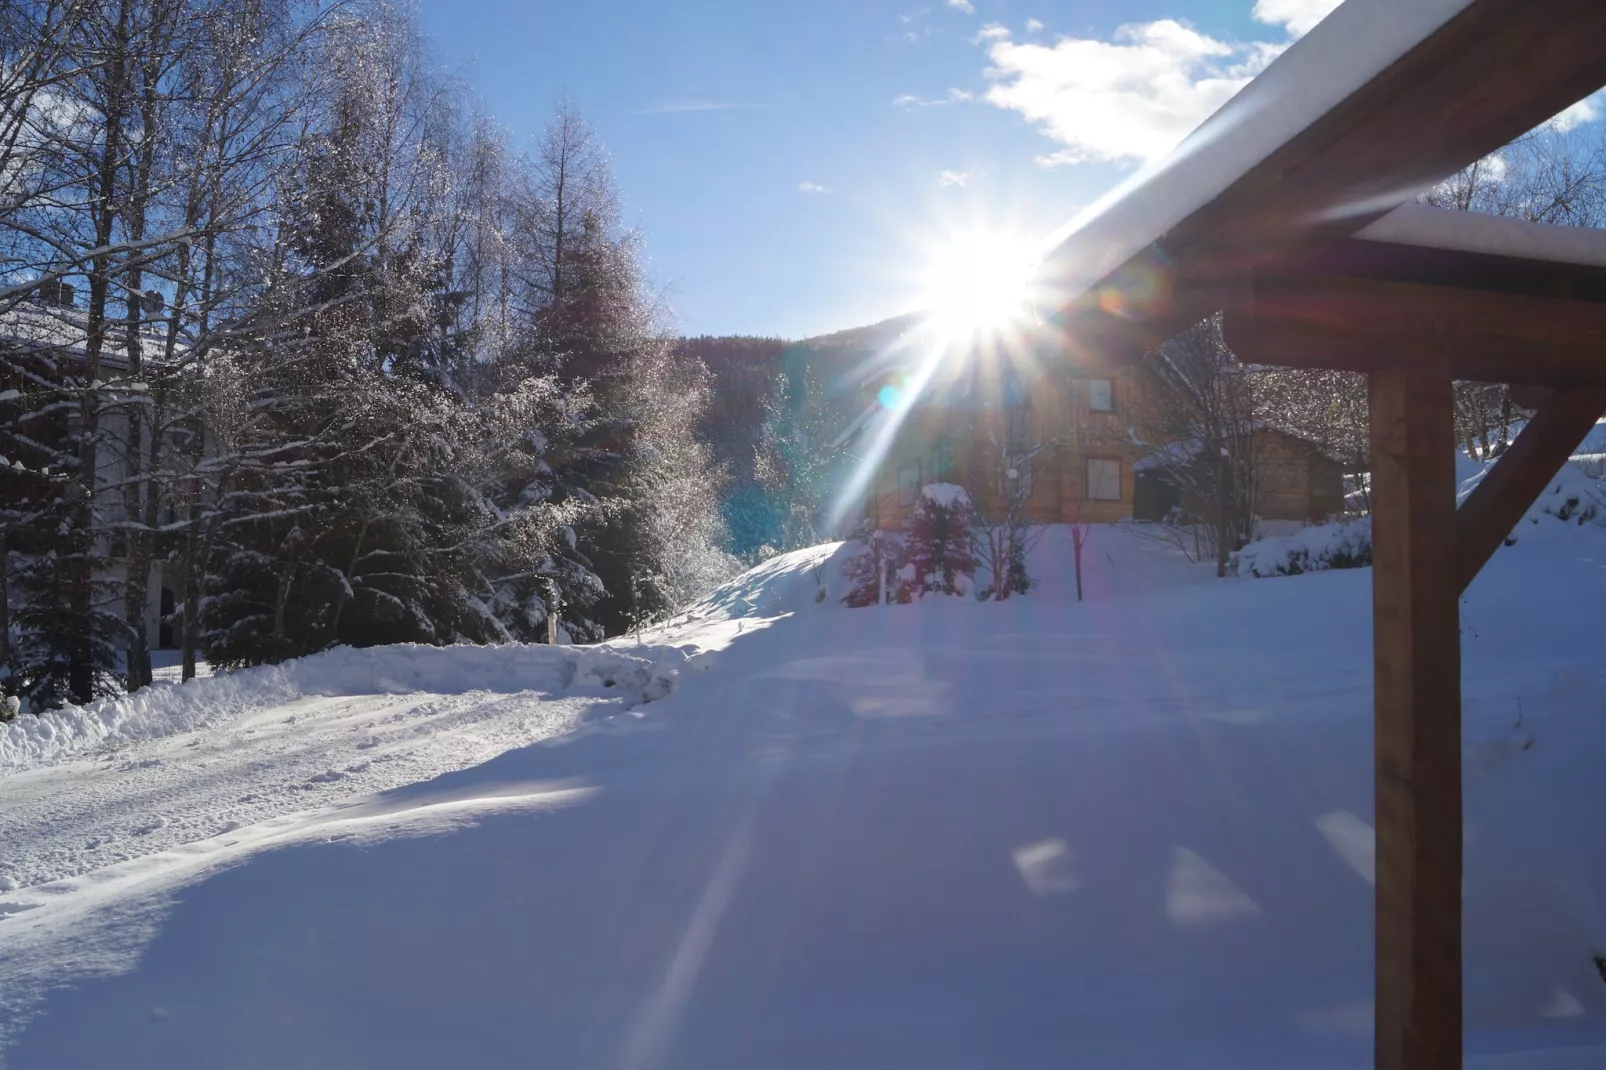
[[1129, 315, 1263, 576], [969, 427, 1049, 601]]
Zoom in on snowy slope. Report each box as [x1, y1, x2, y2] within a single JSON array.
[[3, 527, 1606, 1068]]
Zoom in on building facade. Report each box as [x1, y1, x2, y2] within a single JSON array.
[[852, 347, 1343, 531]]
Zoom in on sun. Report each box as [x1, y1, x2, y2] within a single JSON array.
[[921, 230, 1041, 334]]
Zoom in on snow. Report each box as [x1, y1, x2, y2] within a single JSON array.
[[1236, 453, 1606, 577], [1035, 0, 1472, 313], [920, 481, 970, 508], [1, 641, 681, 775], [1358, 202, 1606, 267], [5, 522, 1606, 1067], [1232, 515, 1372, 577], [1458, 454, 1606, 532]]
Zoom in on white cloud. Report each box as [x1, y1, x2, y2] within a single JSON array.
[[797, 181, 830, 194], [1251, 0, 1342, 38], [937, 170, 972, 188], [983, 20, 1276, 165], [897, 7, 936, 42], [894, 87, 975, 108], [946, 0, 975, 12], [983, 2, 1596, 172]]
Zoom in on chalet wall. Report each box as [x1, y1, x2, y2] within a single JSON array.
[[858, 362, 1347, 533], [1253, 431, 1346, 522], [861, 365, 1143, 528]]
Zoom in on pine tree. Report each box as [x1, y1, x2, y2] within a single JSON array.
[[510, 100, 733, 635], [1, 347, 123, 708]]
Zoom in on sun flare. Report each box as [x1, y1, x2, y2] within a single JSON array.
[[922, 231, 1041, 334]]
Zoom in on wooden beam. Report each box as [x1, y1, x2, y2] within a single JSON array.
[[1369, 362, 1462, 1070], [1223, 314, 1606, 384], [1264, 235, 1606, 304], [1508, 383, 1553, 411], [1222, 274, 1606, 382], [1455, 384, 1606, 592]]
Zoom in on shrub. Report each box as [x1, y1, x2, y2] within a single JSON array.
[[1231, 517, 1372, 578], [840, 525, 910, 607], [906, 483, 976, 598]]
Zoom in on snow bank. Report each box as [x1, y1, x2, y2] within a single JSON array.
[[0, 642, 680, 774], [682, 542, 853, 621], [1458, 455, 1606, 534], [1231, 517, 1373, 578], [1237, 455, 1606, 578]]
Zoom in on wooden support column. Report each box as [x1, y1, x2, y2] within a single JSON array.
[[1368, 362, 1462, 1070]]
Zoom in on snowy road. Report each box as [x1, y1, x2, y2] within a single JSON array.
[[0, 641, 693, 893], [0, 687, 605, 892]]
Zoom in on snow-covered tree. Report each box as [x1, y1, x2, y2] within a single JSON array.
[[0, 2, 733, 703], [905, 483, 975, 598], [840, 521, 908, 608]]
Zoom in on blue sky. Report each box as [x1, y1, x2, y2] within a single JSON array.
[[414, 0, 1344, 338]]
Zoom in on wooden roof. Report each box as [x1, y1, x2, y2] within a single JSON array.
[[1028, 0, 1606, 371], [1225, 207, 1606, 383]]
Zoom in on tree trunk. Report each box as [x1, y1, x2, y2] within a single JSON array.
[[67, 0, 134, 705], [0, 528, 10, 683], [122, 282, 151, 692], [180, 477, 201, 682], [121, 45, 163, 694], [325, 518, 367, 647]]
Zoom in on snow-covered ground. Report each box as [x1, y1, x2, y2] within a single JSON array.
[[3, 525, 1605, 1068], [0, 643, 686, 893]]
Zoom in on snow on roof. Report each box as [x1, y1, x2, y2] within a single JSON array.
[[1356, 202, 1606, 267], [0, 302, 173, 368], [920, 482, 969, 508], [1034, 0, 1474, 313], [1133, 423, 1340, 472]]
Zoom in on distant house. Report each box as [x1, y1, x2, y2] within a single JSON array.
[[840, 325, 1344, 529], [840, 332, 1145, 529], [1132, 426, 1347, 525]]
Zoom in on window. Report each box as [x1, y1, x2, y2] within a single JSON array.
[[1002, 366, 1026, 409], [929, 437, 955, 481], [898, 461, 921, 508], [1006, 407, 1031, 451], [1087, 458, 1121, 501], [1010, 456, 1034, 501], [1088, 378, 1114, 413]]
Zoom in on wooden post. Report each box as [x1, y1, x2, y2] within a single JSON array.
[[1368, 363, 1462, 1070]]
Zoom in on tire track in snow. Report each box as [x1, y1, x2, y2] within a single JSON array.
[[0, 684, 620, 892]]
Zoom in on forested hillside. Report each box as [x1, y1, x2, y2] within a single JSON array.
[[674, 317, 925, 562]]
